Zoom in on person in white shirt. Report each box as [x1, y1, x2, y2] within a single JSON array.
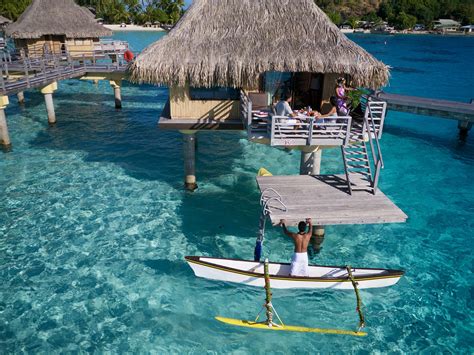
[[275, 94, 297, 117]]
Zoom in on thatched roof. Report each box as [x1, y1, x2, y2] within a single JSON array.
[[5, 0, 112, 39], [0, 15, 12, 25], [130, 0, 389, 89]]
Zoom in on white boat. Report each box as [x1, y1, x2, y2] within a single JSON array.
[[185, 256, 404, 290]]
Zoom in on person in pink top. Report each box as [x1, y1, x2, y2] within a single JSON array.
[[335, 77, 353, 116]]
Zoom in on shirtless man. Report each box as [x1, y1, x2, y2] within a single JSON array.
[[279, 218, 312, 277]]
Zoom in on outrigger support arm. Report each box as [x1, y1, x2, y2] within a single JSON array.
[[254, 259, 284, 327], [346, 266, 366, 330]]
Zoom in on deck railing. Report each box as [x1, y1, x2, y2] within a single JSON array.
[[269, 115, 352, 147]]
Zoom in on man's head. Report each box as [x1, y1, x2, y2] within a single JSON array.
[[329, 95, 338, 107], [282, 92, 292, 102], [298, 221, 307, 233]]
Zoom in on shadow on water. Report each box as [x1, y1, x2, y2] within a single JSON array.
[[178, 172, 261, 257], [142, 259, 189, 276], [384, 124, 474, 162], [27, 93, 251, 189]]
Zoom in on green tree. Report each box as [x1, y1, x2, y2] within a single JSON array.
[[393, 11, 417, 29], [0, 0, 31, 21], [327, 11, 342, 25]]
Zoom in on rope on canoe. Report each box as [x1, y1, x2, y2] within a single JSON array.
[[346, 265, 366, 330]]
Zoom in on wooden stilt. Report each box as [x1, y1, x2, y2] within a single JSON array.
[[299, 148, 322, 175], [17, 91, 25, 105], [458, 120, 472, 140], [0, 96, 12, 151], [300, 148, 325, 243], [182, 131, 197, 191], [110, 80, 122, 109], [311, 226, 325, 253], [40, 82, 58, 125]]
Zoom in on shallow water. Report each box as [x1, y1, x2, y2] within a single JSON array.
[[1, 33, 473, 353]]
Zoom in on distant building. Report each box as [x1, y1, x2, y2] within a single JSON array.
[[433, 19, 461, 32], [460, 25, 474, 34], [5, 0, 111, 58], [413, 24, 425, 31]]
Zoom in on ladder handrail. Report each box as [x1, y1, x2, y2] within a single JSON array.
[[260, 187, 283, 205], [367, 101, 385, 168], [262, 196, 287, 215]]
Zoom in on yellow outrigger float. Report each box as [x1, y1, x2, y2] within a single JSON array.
[[216, 259, 368, 337]]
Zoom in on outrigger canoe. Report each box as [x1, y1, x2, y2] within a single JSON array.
[[185, 256, 404, 290]]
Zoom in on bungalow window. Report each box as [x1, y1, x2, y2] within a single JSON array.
[[189, 87, 240, 100]]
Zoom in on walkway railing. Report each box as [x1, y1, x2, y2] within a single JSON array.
[[0, 41, 129, 95], [269, 115, 352, 147]]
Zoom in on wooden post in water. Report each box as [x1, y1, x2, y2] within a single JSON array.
[[17, 91, 25, 105], [109, 79, 122, 109], [182, 131, 198, 191], [0, 95, 11, 151], [299, 147, 325, 249], [40, 81, 58, 125], [299, 147, 322, 175]]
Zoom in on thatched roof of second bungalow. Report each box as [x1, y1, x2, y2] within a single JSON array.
[[0, 15, 12, 25], [5, 0, 111, 39], [130, 0, 390, 89]]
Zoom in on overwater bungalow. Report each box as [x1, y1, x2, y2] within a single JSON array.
[[5, 0, 112, 58], [131, 0, 390, 191]]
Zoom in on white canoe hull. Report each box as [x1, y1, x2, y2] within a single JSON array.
[[185, 256, 403, 290]]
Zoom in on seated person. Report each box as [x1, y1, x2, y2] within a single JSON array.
[[316, 96, 339, 119], [275, 94, 297, 117]]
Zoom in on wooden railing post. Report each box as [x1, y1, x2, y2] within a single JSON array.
[[308, 117, 314, 145]]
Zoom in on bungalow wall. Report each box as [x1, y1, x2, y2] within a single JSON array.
[[169, 86, 240, 120], [15, 36, 100, 58]]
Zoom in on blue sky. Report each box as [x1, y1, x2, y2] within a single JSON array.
[[184, 0, 192, 8]]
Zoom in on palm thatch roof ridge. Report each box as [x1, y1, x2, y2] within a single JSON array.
[[5, 0, 112, 39], [130, 0, 389, 89]]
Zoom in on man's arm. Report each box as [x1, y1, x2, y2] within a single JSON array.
[[306, 218, 313, 237], [280, 219, 294, 238]]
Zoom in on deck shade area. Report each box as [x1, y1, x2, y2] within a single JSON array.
[[257, 175, 407, 226]]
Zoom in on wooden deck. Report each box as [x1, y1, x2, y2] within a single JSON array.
[[373, 91, 474, 122], [1, 47, 128, 96], [257, 175, 407, 226]]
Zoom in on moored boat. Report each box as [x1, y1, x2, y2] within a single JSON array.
[[185, 256, 404, 290]]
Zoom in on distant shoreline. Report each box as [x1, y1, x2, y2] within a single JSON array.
[[103, 24, 165, 32]]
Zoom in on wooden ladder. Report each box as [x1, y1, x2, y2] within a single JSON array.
[[342, 122, 374, 194]]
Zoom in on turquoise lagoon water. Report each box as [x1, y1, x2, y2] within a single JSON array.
[[1, 32, 473, 353]]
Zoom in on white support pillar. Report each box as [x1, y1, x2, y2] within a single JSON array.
[[17, 91, 25, 105], [40, 82, 58, 125], [311, 226, 325, 254], [110, 80, 122, 109], [299, 147, 325, 249], [299, 147, 322, 175], [182, 131, 197, 191], [0, 96, 11, 151]]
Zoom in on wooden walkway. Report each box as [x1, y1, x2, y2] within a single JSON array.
[[373, 91, 474, 122], [0, 47, 128, 96], [257, 175, 407, 226]]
